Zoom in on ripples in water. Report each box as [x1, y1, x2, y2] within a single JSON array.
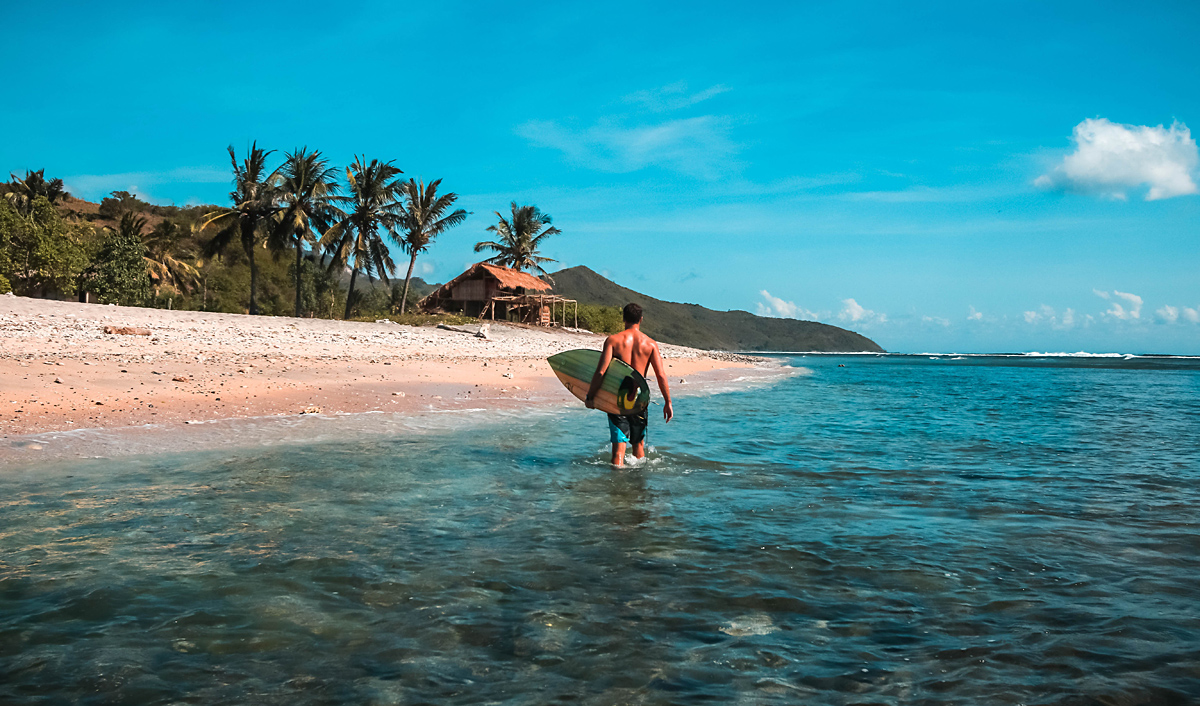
[[2, 355, 1199, 704]]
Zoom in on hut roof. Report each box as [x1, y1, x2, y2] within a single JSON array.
[[419, 262, 552, 307], [476, 263, 552, 291]]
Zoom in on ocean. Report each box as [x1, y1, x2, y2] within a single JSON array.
[[2, 354, 1199, 704]]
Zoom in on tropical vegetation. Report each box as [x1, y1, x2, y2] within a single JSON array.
[[474, 202, 561, 278], [397, 178, 468, 313], [1, 149, 566, 324], [321, 157, 404, 320]]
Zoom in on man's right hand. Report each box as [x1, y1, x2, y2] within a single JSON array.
[[584, 396, 595, 409], [663, 400, 673, 423]]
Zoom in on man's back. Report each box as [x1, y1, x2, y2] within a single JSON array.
[[605, 328, 658, 376]]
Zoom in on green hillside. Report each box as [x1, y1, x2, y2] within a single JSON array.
[[547, 266, 884, 352]]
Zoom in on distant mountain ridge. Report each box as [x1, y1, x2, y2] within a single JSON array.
[[546, 266, 884, 352]]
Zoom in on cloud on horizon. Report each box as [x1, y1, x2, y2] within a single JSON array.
[[1035, 118, 1199, 200], [756, 290, 819, 320], [1095, 289, 1144, 320], [838, 298, 886, 325]]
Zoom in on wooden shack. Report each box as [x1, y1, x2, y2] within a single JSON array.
[[418, 262, 577, 326]]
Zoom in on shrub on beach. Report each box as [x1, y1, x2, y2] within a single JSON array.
[[576, 304, 624, 334], [90, 213, 151, 306]]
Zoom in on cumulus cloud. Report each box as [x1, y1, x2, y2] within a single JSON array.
[[838, 298, 886, 325], [757, 290, 818, 320], [1095, 289, 1143, 320], [922, 315, 950, 327], [967, 306, 982, 321], [1035, 118, 1199, 200], [517, 116, 737, 179], [624, 82, 731, 112], [418, 261, 436, 276], [1024, 305, 1076, 329], [1158, 305, 1200, 324]]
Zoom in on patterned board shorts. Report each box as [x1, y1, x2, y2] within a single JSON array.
[[607, 410, 648, 445]]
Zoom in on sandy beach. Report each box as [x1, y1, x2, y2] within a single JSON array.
[[1, 295, 759, 445]]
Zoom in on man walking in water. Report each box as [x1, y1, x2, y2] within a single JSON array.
[[585, 303, 674, 467]]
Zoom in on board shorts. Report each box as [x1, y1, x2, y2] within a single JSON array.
[[608, 410, 648, 445]]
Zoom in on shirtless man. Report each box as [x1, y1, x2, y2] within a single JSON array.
[[585, 303, 674, 467]]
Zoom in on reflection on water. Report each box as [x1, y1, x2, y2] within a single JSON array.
[[2, 355, 1199, 704]]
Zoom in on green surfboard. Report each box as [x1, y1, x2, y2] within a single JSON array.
[[548, 349, 651, 417]]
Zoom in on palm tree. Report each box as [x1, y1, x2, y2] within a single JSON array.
[[321, 156, 404, 319], [272, 148, 343, 317], [396, 178, 468, 314], [203, 142, 279, 315], [474, 202, 561, 278], [143, 219, 200, 296], [6, 169, 70, 216]]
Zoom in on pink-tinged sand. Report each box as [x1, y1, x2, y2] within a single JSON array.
[[1, 296, 759, 440]]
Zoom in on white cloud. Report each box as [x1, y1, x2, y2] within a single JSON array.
[[1035, 118, 1200, 200], [1024, 305, 1076, 329], [838, 298, 886, 325], [1159, 305, 1200, 324], [517, 115, 738, 179], [922, 315, 950, 327], [1157, 305, 1179, 323], [756, 290, 818, 320], [967, 306, 982, 321], [417, 261, 436, 276], [624, 82, 731, 112], [1095, 289, 1143, 320]]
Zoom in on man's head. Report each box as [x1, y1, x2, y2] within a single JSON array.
[[622, 303, 643, 327]]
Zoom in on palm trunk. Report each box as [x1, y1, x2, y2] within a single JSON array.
[[294, 239, 304, 318], [248, 244, 259, 315], [343, 267, 358, 320], [400, 252, 418, 315]]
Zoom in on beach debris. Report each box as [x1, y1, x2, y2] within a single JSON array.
[[476, 324, 491, 340], [503, 372, 513, 378], [94, 401, 104, 405], [173, 376, 189, 382], [392, 391, 405, 397], [679, 378, 686, 384], [54, 377, 63, 384], [301, 405, 322, 414], [103, 326, 151, 336]]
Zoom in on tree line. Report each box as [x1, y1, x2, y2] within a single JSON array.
[[0, 147, 563, 320]]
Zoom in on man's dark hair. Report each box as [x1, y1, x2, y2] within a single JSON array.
[[622, 303, 643, 325]]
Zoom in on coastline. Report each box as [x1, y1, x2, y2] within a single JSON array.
[[1, 296, 777, 463]]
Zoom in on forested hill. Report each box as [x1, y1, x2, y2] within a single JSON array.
[[547, 266, 884, 352]]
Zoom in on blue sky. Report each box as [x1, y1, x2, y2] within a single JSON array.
[[4, 1, 1199, 353]]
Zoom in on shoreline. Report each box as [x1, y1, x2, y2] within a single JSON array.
[[1, 296, 777, 463]]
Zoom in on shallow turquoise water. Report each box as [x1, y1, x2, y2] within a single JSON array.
[[2, 355, 1199, 704]]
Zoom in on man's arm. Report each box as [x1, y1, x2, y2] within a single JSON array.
[[584, 338, 614, 409], [648, 342, 673, 423]]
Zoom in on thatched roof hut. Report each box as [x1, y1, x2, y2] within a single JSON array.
[[418, 262, 575, 325]]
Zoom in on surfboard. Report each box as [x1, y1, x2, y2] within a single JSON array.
[[547, 348, 651, 417]]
